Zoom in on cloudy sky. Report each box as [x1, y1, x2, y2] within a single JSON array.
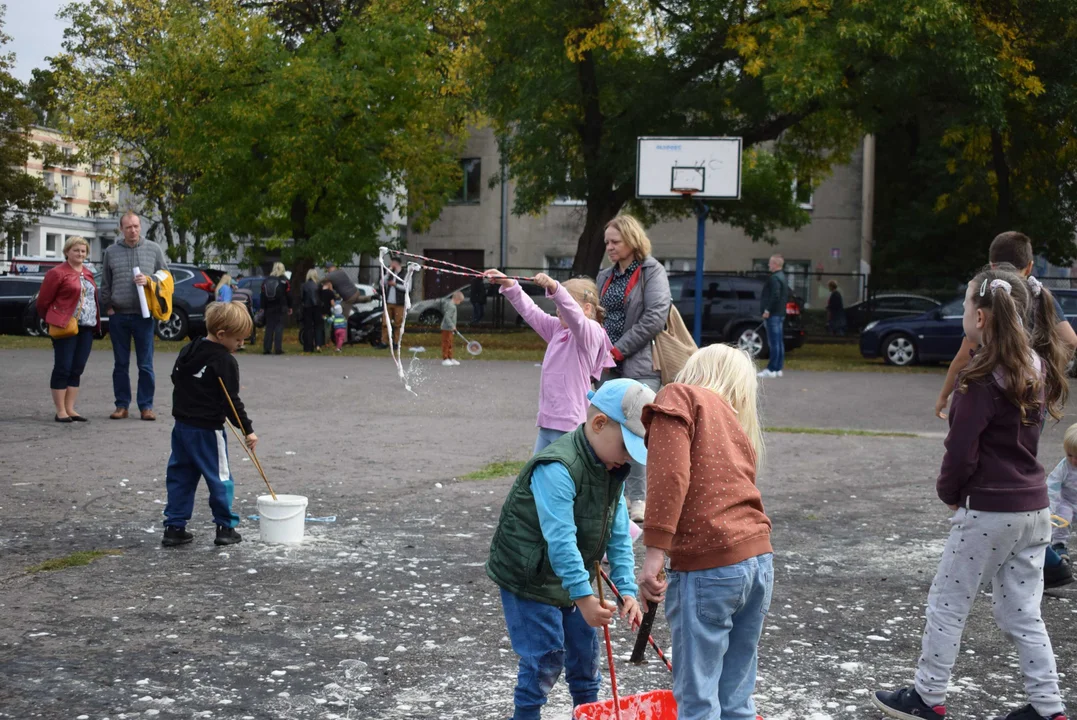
[[5, 0, 71, 82]]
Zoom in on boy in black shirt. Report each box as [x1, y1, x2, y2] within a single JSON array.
[[162, 301, 258, 547]]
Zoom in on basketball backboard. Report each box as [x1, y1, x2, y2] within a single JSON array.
[[636, 137, 742, 199]]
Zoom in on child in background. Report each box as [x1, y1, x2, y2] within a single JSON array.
[[873, 267, 1069, 720], [163, 301, 257, 548], [1043, 423, 1077, 588], [637, 344, 771, 720], [485, 269, 615, 453], [331, 304, 347, 352], [439, 291, 464, 366], [486, 378, 651, 720]]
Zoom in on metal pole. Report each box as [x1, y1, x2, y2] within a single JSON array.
[[693, 199, 708, 345]]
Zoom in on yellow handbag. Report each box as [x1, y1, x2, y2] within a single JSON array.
[[48, 280, 86, 339]]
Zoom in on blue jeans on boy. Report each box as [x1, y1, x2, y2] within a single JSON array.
[[666, 554, 773, 720], [500, 588, 600, 719], [50, 327, 95, 389], [164, 421, 241, 529], [765, 316, 784, 373], [533, 427, 567, 455], [109, 312, 156, 410]]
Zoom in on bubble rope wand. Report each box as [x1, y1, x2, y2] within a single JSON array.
[[378, 247, 420, 396]]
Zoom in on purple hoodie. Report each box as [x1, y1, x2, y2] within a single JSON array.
[[937, 356, 1049, 512], [501, 282, 616, 432]]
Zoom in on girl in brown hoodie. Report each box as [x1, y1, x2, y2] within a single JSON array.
[[638, 343, 772, 720]]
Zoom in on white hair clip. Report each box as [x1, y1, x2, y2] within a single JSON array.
[[1028, 276, 1043, 297], [990, 279, 1012, 295], [979, 278, 989, 296]]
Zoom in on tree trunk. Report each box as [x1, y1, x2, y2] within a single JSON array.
[[156, 198, 183, 262], [572, 199, 625, 277], [991, 128, 1011, 231], [289, 195, 311, 323]]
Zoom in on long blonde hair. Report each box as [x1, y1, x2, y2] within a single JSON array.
[[562, 277, 606, 323], [215, 273, 233, 293], [270, 262, 286, 277], [674, 344, 764, 466]]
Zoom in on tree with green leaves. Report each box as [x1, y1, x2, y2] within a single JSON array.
[[0, 6, 55, 258], [475, 0, 866, 276], [58, 0, 473, 288]]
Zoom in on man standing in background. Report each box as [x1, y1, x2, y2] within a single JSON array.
[[379, 255, 410, 351], [99, 211, 169, 420], [758, 254, 788, 379]]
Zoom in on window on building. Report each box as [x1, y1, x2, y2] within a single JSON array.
[[91, 178, 100, 192], [20, 232, 30, 256], [545, 255, 574, 281], [45, 233, 60, 257], [63, 202, 73, 215], [792, 175, 813, 210], [661, 258, 696, 273], [450, 158, 482, 204], [100, 236, 114, 254], [61, 147, 74, 166]]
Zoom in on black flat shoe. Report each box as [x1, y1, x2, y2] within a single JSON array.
[[54, 415, 73, 423], [69, 415, 89, 422]]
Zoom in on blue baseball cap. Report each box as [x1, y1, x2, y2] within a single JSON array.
[[586, 378, 656, 466]]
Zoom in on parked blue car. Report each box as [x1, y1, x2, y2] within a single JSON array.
[[860, 289, 1077, 366]]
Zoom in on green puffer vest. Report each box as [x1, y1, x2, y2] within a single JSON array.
[[486, 427, 625, 607]]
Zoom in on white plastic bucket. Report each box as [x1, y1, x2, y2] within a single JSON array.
[[257, 494, 308, 544]]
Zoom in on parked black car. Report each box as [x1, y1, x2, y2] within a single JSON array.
[[0, 275, 44, 335], [666, 273, 805, 359], [860, 288, 1077, 367], [23, 264, 223, 341], [842, 293, 941, 334]]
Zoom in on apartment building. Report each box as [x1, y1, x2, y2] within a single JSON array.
[[3, 126, 123, 267]]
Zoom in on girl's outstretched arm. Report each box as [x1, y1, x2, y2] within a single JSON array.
[[484, 269, 560, 342]]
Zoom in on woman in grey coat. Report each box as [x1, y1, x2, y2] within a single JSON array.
[[596, 214, 671, 523]]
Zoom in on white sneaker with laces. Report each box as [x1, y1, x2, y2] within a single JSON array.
[[441, 359, 454, 366], [757, 369, 774, 378], [451, 359, 461, 366], [775, 370, 783, 377], [629, 500, 646, 524]]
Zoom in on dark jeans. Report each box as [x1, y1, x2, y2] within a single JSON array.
[[263, 308, 285, 354], [472, 302, 485, 324], [109, 313, 156, 410], [315, 314, 327, 348], [163, 421, 240, 529], [301, 306, 318, 351], [50, 326, 95, 390], [765, 315, 785, 373], [500, 588, 600, 720]]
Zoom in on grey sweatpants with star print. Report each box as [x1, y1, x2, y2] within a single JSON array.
[[914, 507, 1063, 717]]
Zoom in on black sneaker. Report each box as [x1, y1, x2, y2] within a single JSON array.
[[162, 526, 193, 547], [991, 704, 1068, 720], [1053, 542, 1070, 563], [373, 342, 389, 350], [871, 687, 946, 720], [1044, 558, 1074, 589], [214, 526, 243, 546]]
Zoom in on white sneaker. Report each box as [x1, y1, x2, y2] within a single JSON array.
[[757, 369, 774, 378], [776, 370, 783, 377], [441, 359, 454, 366], [451, 359, 461, 366], [629, 500, 646, 524]]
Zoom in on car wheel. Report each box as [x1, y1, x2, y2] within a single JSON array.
[[735, 324, 767, 360], [418, 309, 442, 326], [882, 333, 918, 366], [156, 309, 189, 341]]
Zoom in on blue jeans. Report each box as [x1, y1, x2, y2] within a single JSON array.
[[533, 427, 567, 455], [500, 588, 600, 720], [50, 326, 95, 389], [765, 316, 785, 372], [164, 421, 240, 528], [109, 313, 156, 410], [666, 554, 773, 720]]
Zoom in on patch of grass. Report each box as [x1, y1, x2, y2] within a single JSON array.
[[462, 460, 527, 481], [26, 549, 123, 574], [766, 426, 918, 438], [777, 343, 946, 373]]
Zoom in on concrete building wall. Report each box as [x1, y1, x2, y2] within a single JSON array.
[[409, 127, 868, 307]]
